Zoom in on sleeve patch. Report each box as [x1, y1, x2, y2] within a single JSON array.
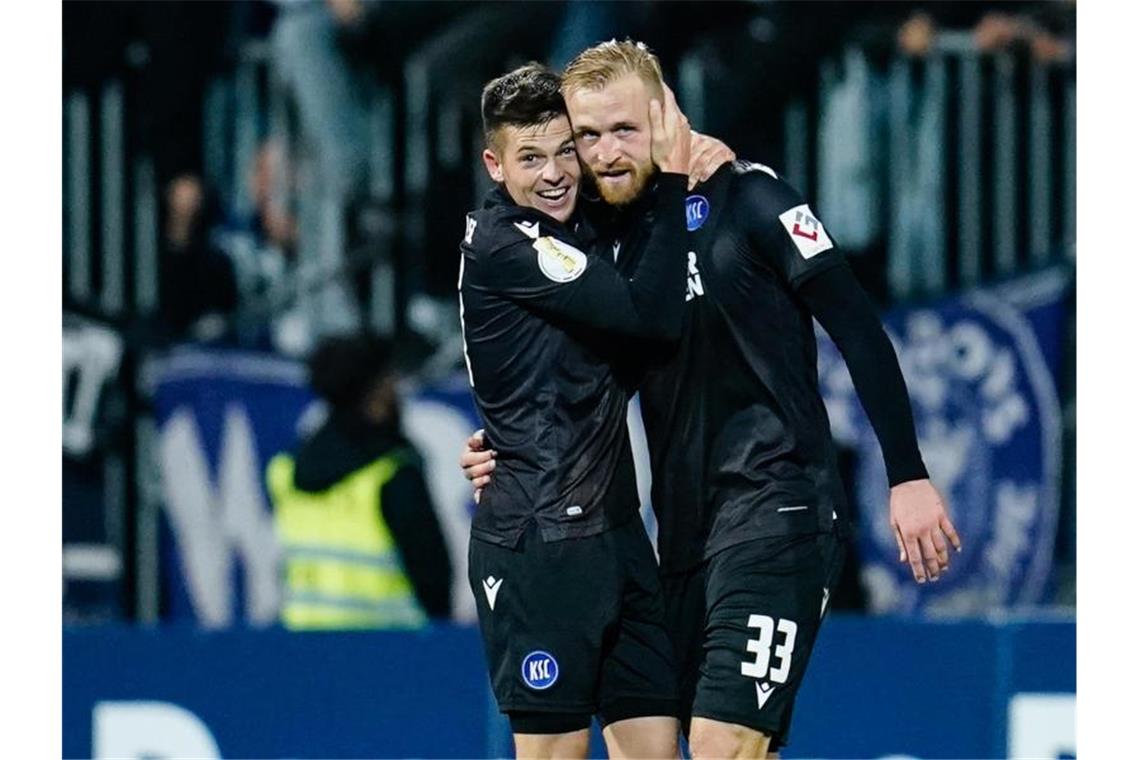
[[534, 236, 588, 282], [778, 204, 834, 259], [464, 215, 478, 245]]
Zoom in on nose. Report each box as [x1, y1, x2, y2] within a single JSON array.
[[539, 159, 564, 185], [594, 133, 620, 166]]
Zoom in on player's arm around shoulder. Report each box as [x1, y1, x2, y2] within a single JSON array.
[[470, 200, 693, 340]]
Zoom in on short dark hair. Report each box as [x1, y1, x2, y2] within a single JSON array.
[[481, 63, 567, 150], [306, 331, 394, 411]]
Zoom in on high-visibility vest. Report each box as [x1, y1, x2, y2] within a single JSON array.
[[267, 451, 427, 630]]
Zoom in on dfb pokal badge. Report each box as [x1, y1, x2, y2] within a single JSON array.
[[816, 289, 1062, 614]]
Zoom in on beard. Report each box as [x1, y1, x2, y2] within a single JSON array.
[[588, 159, 656, 206]]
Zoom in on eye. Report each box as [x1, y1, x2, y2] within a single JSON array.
[[616, 126, 635, 136], [520, 154, 540, 165], [577, 131, 599, 143], [558, 145, 577, 157]]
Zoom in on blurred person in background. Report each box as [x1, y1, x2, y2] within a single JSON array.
[[268, 0, 372, 344], [158, 173, 239, 343], [267, 331, 452, 629], [897, 2, 1074, 60], [246, 140, 301, 260], [270, 0, 370, 203], [216, 139, 307, 353]]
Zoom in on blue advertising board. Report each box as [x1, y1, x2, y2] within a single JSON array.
[[63, 616, 1074, 759]]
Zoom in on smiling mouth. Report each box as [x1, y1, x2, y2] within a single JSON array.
[[537, 187, 571, 201]]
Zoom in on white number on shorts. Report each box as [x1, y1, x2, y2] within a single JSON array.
[[741, 615, 798, 684]]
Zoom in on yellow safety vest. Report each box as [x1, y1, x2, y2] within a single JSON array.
[[267, 452, 427, 630]]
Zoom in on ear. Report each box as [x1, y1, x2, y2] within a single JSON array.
[[482, 148, 505, 184]]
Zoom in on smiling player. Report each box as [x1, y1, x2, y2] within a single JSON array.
[[459, 62, 697, 760]]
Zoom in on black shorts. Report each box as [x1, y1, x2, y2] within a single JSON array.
[[661, 531, 846, 748], [468, 517, 679, 730]]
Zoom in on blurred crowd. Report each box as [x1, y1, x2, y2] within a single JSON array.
[[62, 1, 1076, 625], [63, 0, 1075, 364]]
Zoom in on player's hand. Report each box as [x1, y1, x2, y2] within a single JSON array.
[[889, 478, 961, 583], [649, 83, 691, 176], [687, 131, 735, 190], [460, 429, 496, 503]]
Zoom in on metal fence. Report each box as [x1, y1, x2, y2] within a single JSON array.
[[792, 31, 1076, 301], [63, 77, 157, 621]]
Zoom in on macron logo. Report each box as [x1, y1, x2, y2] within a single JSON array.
[[755, 681, 776, 711], [483, 576, 503, 610], [514, 221, 540, 240]]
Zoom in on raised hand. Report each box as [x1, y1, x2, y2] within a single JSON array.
[[649, 83, 692, 176]]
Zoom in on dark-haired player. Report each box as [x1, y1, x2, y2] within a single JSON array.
[[465, 41, 962, 759], [459, 62, 702, 759]]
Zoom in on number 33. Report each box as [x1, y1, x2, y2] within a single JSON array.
[[741, 614, 798, 684]]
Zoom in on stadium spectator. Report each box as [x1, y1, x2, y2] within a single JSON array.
[[267, 331, 452, 629], [158, 174, 239, 342], [269, 0, 370, 203], [268, 0, 370, 342], [219, 139, 297, 286], [896, 3, 1075, 61], [215, 139, 306, 353]]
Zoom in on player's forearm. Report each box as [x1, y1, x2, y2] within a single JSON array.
[[800, 265, 928, 486], [541, 172, 687, 340], [624, 172, 689, 339]]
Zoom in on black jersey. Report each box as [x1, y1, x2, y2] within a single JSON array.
[[459, 176, 687, 548], [606, 162, 851, 572]]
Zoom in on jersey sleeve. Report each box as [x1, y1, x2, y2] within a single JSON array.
[[466, 174, 688, 340], [737, 169, 847, 289], [799, 263, 929, 486]]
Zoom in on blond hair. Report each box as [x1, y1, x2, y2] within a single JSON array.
[[561, 39, 665, 101]]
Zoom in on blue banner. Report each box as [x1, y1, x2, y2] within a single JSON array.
[[816, 267, 1072, 613], [148, 346, 482, 627], [63, 616, 1074, 759]]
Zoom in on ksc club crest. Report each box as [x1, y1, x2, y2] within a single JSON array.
[[521, 651, 559, 690], [816, 284, 1064, 614], [686, 195, 709, 231]]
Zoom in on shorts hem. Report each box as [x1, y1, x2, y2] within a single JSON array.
[[497, 701, 596, 714], [689, 709, 783, 740], [598, 695, 679, 727]]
